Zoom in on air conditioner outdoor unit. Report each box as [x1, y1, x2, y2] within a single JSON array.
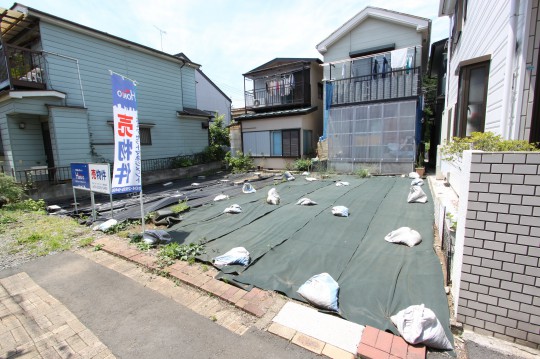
[[253, 98, 266, 107]]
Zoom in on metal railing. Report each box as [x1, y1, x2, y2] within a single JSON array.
[[1, 152, 217, 185], [329, 67, 420, 106], [0, 44, 47, 90]]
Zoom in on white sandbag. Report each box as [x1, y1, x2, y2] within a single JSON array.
[[408, 172, 420, 179], [213, 194, 229, 201], [384, 227, 422, 247], [267, 188, 280, 205], [408, 186, 428, 203], [305, 177, 318, 182], [213, 247, 250, 267], [191, 182, 201, 186], [297, 273, 340, 312], [242, 182, 256, 193], [284, 171, 295, 181], [391, 304, 453, 350], [301, 171, 310, 176], [332, 206, 349, 217], [296, 198, 318, 206], [411, 178, 424, 186], [336, 181, 350, 186], [223, 204, 242, 214], [92, 219, 118, 232], [142, 229, 172, 245]]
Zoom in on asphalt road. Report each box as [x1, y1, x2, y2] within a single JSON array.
[[0, 251, 317, 359]]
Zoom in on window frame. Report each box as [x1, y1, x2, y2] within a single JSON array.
[[454, 60, 490, 138]]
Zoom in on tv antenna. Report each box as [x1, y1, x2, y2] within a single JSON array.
[[154, 25, 167, 51]]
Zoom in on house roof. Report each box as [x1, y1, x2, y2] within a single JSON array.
[[175, 53, 232, 103], [4, 3, 200, 68], [316, 6, 430, 54], [244, 58, 322, 76], [177, 107, 214, 119], [234, 106, 317, 121]]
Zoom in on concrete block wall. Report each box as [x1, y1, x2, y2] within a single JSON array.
[[457, 152, 540, 349]]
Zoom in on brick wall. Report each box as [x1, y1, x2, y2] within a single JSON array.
[[457, 152, 540, 349]]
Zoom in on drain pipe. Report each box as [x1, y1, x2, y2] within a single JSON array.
[[500, 0, 517, 139], [42, 50, 86, 108]]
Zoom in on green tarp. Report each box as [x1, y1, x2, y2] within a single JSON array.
[[168, 176, 452, 345]]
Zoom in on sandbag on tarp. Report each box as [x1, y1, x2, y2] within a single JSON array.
[[142, 229, 172, 245], [284, 171, 295, 181], [214, 194, 229, 201], [223, 204, 242, 214], [151, 209, 183, 227], [411, 178, 424, 186], [332, 206, 349, 217], [408, 172, 420, 179], [408, 186, 428, 203], [297, 273, 340, 312], [213, 247, 250, 267], [296, 198, 317, 206], [305, 177, 318, 182], [385, 227, 422, 247], [335, 181, 350, 186], [391, 304, 453, 350], [242, 183, 256, 193], [93, 219, 117, 232], [267, 188, 280, 205]]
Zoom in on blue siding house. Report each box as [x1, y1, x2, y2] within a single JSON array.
[[0, 3, 213, 180]]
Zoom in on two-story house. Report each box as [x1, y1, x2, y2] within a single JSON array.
[[0, 3, 216, 181], [316, 7, 431, 174], [438, 0, 539, 144], [235, 58, 323, 170]]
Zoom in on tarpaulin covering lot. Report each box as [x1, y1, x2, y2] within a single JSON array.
[[168, 176, 452, 344]]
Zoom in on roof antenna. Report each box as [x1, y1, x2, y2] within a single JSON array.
[[154, 25, 167, 51]]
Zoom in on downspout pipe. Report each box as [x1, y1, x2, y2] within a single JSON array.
[[501, 0, 518, 139]]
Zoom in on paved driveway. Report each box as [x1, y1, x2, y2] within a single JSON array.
[[0, 251, 316, 359]]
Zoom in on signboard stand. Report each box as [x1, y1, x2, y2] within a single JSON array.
[[72, 187, 79, 215], [139, 190, 145, 233], [70, 162, 113, 222]]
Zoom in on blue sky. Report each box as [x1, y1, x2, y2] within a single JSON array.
[[3, 1, 449, 108]]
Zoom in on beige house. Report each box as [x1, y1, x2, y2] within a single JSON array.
[[236, 58, 323, 170]]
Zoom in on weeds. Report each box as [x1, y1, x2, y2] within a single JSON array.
[[293, 158, 312, 171], [93, 244, 104, 251], [355, 168, 371, 178], [158, 242, 205, 262], [170, 200, 190, 214]]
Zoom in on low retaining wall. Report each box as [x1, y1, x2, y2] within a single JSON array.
[[453, 151, 539, 349], [27, 161, 223, 202]]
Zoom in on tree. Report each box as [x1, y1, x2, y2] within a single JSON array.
[[209, 113, 230, 147]]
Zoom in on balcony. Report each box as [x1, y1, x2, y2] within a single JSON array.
[[244, 80, 309, 111], [329, 66, 420, 107], [0, 44, 46, 91]]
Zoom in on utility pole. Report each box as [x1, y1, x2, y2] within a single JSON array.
[[154, 25, 167, 51]]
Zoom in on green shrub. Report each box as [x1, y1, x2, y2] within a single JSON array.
[[0, 173, 25, 207], [441, 132, 539, 161], [172, 157, 193, 168], [224, 151, 254, 173], [294, 158, 312, 171], [3, 199, 45, 212], [355, 168, 371, 178], [202, 145, 226, 162]]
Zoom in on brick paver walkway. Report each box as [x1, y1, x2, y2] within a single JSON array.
[[0, 272, 115, 359]]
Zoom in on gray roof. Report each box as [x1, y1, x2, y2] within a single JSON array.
[[235, 106, 317, 121]]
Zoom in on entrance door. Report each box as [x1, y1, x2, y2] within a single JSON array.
[[41, 122, 55, 180]]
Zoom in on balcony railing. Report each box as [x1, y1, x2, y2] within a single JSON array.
[[245, 81, 309, 110], [0, 44, 46, 90], [329, 67, 420, 106]]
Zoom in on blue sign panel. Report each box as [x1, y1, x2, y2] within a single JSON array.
[[70, 163, 90, 190]]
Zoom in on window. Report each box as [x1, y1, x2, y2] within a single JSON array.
[[303, 130, 313, 155], [140, 127, 152, 145], [454, 61, 489, 137], [451, 0, 465, 55], [244, 129, 300, 157]]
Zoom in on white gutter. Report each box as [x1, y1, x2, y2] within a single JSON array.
[[500, 0, 518, 139]]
